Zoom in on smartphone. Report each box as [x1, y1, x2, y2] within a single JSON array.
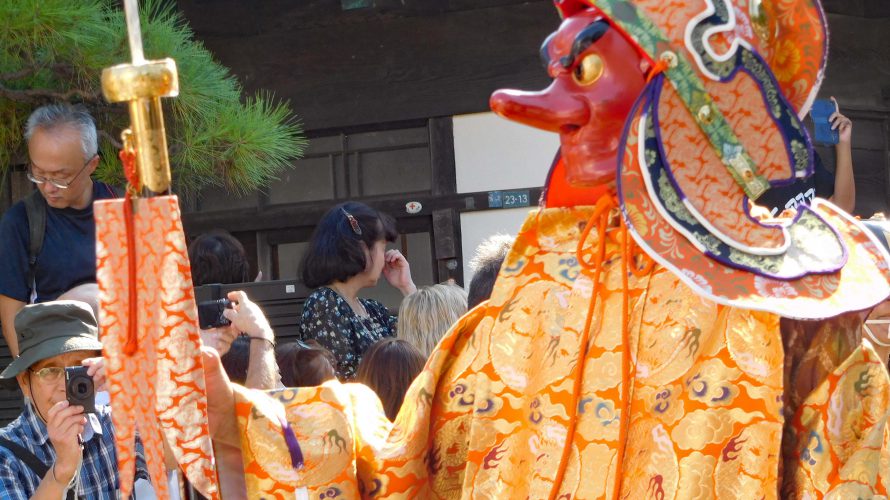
[[811, 99, 839, 146]]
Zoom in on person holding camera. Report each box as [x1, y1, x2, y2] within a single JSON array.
[[0, 300, 150, 499]]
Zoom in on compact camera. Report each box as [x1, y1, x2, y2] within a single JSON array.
[[197, 298, 234, 329], [65, 366, 96, 414]]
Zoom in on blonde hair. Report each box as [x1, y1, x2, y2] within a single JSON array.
[[397, 284, 468, 357]]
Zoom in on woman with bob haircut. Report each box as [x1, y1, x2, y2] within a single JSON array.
[[299, 201, 417, 380], [397, 283, 467, 357]]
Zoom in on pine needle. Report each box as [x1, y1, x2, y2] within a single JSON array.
[[0, 0, 305, 196]]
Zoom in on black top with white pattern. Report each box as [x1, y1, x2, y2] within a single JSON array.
[[299, 287, 396, 380]]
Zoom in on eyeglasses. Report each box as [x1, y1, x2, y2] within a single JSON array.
[[28, 366, 66, 382], [27, 155, 95, 189]]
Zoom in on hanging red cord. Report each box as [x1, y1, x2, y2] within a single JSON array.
[[549, 196, 655, 500], [118, 147, 139, 356], [548, 196, 613, 500]]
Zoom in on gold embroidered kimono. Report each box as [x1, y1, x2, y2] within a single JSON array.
[[231, 206, 890, 499]]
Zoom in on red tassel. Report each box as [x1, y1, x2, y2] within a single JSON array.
[[119, 149, 139, 356]]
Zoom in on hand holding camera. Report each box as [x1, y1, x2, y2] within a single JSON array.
[[199, 291, 273, 355], [82, 356, 107, 393], [221, 291, 273, 341], [47, 394, 89, 485]]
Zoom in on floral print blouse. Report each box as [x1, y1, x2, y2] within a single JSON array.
[[299, 287, 396, 380]]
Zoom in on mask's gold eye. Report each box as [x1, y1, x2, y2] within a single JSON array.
[[573, 54, 604, 85]]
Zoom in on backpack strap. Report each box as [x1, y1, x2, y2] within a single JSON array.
[[0, 437, 49, 477], [20, 182, 118, 304], [103, 182, 123, 198], [22, 191, 47, 304], [0, 437, 75, 499]]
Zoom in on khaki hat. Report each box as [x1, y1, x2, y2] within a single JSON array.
[[1, 300, 102, 379]]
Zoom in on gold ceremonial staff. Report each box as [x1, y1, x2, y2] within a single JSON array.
[[101, 0, 178, 193], [96, 2, 200, 497]]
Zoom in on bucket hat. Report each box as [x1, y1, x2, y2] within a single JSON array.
[[1, 300, 102, 379]]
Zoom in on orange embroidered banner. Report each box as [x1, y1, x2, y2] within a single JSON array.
[[96, 196, 218, 499]]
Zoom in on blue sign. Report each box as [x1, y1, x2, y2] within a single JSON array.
[[488, 190, 530, 209]]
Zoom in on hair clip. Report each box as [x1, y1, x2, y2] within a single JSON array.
[[341, 208, 362, 235]]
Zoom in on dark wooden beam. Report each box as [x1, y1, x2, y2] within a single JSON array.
[[182, 187, 544, 235], [822, 0, 890, 17], [177, 0, 555, 131], [177, 0, 549, 35], [429, 117, 457, 196]]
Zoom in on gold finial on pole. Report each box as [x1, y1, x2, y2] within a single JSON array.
[[101, 0, 178, 193]]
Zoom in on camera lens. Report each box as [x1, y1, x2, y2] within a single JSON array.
[[69, 375, 93, 397], [75, 380, 90, 396]]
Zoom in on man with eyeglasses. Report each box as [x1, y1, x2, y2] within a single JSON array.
[[0, 104, 118, 356], [0, 300, 150, 498]]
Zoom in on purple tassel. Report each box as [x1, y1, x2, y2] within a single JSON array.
[[279, 415, 304, 470]]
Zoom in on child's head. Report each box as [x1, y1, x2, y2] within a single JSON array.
[[355, 338, 425, 421], [276, 340, 337, 387]]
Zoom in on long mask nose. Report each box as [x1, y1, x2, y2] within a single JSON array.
[[490, 79, 589, 133]]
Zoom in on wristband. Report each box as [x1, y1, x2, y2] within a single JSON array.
[[248, 336, 275, 348], [52, 463, 76, 488]]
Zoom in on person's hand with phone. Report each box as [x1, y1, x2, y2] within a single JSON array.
[[828, 97, 856, 213], [829, 96, 853, 145], [220, 291, 271, 340]]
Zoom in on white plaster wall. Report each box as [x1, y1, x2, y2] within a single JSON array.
[[460, 208, 532, 286], [453, 112, 558, 194], [453, 112, 559, 285]]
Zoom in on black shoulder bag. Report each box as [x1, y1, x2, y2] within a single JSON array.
[[0, 437, 75, 499]]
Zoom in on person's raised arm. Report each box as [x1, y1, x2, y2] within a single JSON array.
[[829, 97, 855, 213], [202, 347, 239, 448], [0, 295, 25, 356], [0, 205, 33, 357], [224, 291, 280, 390]]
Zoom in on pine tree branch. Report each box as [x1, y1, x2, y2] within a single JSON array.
[[0, 82, 102, 104], [1, 63, 77, 82], [0, 1, 305, 194], [0, 67, 40, 81]]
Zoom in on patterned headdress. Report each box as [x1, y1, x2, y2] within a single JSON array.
[[554, 0, 890, 318]]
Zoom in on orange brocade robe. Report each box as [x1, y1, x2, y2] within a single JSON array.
[[234, 206, 890, 498]]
